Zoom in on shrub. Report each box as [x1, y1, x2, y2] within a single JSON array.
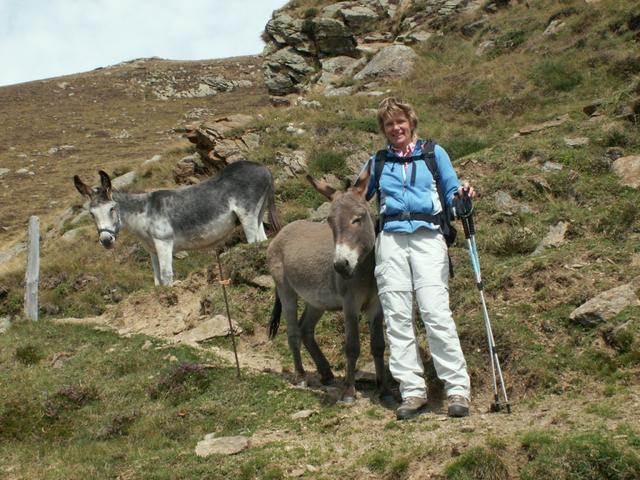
[[444, 137, 488, 159], [489, 29, 527, 57], [308, 149, 348, 176], [444, 446, 509, 480], [14, 343, 43, 365], [530, 61, 582, 92], [147, 362, 214, 403]]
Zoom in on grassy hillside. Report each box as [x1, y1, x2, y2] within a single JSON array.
[[1, 0, 640, 478]]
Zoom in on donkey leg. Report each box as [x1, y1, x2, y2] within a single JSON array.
[[300, 305, 334, 385], [278, 285, 306, 385], [367, 300, 393, 403], [150, 253, 161, 286], [153, 239, 174, 286], [343, 301, 361, 403], [237, 208, 266, 243]]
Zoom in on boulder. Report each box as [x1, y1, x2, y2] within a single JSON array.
[[177, 315, 242, 344], [354, 44, 418, 81], [533, 221, 569, 254], [569, 281, 640, 328], [337, 5, 380, 34], [314, 17, 358, 56], [612, 155, 640, 188], [195, 434, 250, 457]]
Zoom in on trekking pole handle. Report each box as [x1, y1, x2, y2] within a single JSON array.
[[453, 188, 475, 237]]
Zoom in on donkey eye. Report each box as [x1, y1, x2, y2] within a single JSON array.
[[351, 216, 361, 225]]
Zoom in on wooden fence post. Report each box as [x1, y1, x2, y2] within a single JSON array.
[[24, 216, 40, 321]]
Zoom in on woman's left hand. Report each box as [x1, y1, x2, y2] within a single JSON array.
[[458, 181, 476, 199]]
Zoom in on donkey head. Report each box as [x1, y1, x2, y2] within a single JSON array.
[[73, 170, 121, 249], [307, 168, 375, 278]]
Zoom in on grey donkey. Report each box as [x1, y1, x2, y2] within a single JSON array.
[[267, 167, 392, 404], [74, 160, 280, 285]]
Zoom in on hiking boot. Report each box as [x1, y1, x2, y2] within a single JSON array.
[[396, 396, 428, 420], [447, 395, 470, 417]]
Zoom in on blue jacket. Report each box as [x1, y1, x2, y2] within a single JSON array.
[[366, 140, 460, 234]]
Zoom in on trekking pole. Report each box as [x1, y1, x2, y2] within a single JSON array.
[[216, 251, 241, 379], [453, 190, 511, 414]]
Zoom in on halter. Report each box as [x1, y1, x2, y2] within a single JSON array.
[[95, 203, 121, 238]]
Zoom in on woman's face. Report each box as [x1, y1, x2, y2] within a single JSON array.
[[382, 112, 414, 150]]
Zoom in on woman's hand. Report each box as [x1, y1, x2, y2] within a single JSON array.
[[457, 181, 476, 199]]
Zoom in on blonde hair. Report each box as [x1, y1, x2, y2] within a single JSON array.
[[376, 97, 419, 136]]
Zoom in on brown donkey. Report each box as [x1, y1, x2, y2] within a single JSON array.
[[267, 168, 391, 403]]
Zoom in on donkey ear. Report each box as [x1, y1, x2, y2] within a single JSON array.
[[98, 170, 112, 199], [352, 164, 371, 197], [306, 174, 336, 200], [73, 175, 92, 198]]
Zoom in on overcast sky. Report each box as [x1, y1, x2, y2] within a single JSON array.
[[0, 0, 286, 87]]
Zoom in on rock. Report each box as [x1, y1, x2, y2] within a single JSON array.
[[612, 155, 640, 188], [0, 168, 10, 177], [195, 434, 250, 457], [296, 97, 322, 108], [398, 30, 434, 44], [323, 85, 356, 97], [541, 161, 563, 172], [493, 191, 531, 215], [16, 168, 34, 175], [111, 171, 137, 189], [564, 137, 590, 147], [276, 150, 308, 178], [515, 114, 570, 136], [309, 202, 331, 222], [177, 315, 242, 344], [475, 40, 496, 56], [346, 151, 370, 175], [265, 13, 313, 52], [544, 19, 565, 36], [462, 17, 489, 37], [291, 409, 315, 420], [251, 275, 275, 289], [533, 221, 569, 254], [354, 45, 418, 81], [337, 5, 380, 34], [314, 17, 358, 56], [569, 280, 640, 328]]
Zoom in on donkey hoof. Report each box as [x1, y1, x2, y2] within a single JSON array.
[[341, 395, 356, 404]]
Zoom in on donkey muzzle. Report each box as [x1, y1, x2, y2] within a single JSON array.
[[333, 243, 360, 278], [99, 230, 116, 249]]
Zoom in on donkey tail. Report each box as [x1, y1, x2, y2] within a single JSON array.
[[268, 291, 282, 339], [267, 176, 282, 234]]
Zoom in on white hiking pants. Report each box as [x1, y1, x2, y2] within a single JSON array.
[[375, 228, 470, 401]]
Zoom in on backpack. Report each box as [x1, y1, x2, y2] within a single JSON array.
[[373, 140, 457, 275]]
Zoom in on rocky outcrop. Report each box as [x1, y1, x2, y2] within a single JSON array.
[[261, 0, 475, 96], [184, 115, 258, 173]]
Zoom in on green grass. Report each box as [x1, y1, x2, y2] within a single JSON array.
[[520, 431, 640, 480], [444, 446, 509, 480], [0, 321, 338, 479]]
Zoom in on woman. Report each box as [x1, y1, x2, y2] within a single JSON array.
[[365, 97, 473, 420]]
